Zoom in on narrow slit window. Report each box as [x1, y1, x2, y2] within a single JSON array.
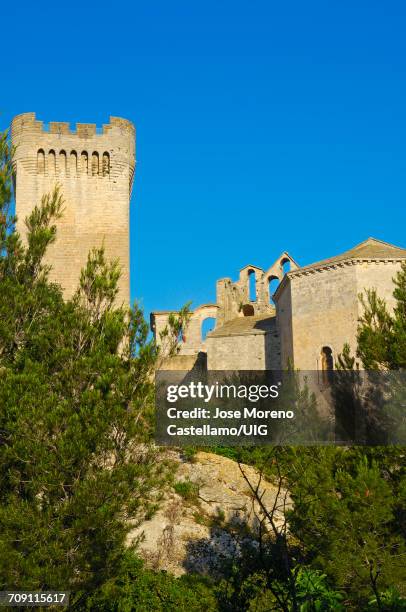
[[48, 150, 56, 174], [92, 152, 99, 176], [37, 149, 45, 173], [81, 151, 88, 174], [70, 151, 77, 174], [59, 150, 67, 174], [102, 152, 110, 176]]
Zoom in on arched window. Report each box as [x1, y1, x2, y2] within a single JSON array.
[[37, 149, 45, 174], [242, 304, 255, 317], [201, 317, 216, 341], [92, 152, 99, 176], [81, 151, 88, 174], [281, 258, 291, 274], [59, 150, 67, 174], [70, 151, 77, 174], [48, 150, 56, 174], [248, 269, 256, 302], [268, 276, 280, 305], [321, 346, 334, 384], [102, 152, 110, 176]]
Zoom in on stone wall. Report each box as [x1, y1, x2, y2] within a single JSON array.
[[151, 304, 218, 362], [152, 255, 296, 371], [11, 112, 135, 304], [275, 278, 293, 368], [356, 260, 402, 312], [277, 259, 404, 370], [206, 333, 266, 370]]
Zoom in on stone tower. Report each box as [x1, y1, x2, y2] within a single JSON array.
[[11, 112, 135, 304]]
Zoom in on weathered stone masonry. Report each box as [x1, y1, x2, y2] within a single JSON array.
[[10, 115, 406, 372], [11, 112, 135, 304], [152, 238, 406, 372]]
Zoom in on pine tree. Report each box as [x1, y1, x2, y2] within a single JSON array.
[[356, 263, 406, 370], [0, 130, 177, 603], [392, 262, 406, 368]]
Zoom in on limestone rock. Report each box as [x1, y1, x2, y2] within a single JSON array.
[[128, 451, 289, 576]]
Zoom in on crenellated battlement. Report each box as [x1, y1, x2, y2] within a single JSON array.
[[11, 112, 135, 138], [11, 112, 135, 185]]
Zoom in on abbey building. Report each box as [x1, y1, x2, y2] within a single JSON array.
[[151, 238, 406, 371]]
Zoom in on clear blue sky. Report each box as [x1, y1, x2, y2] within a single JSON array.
[[2, 1, 406, 318]]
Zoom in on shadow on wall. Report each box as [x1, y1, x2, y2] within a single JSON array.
[[257, 317, 281, 370]]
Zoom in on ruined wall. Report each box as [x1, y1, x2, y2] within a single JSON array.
[[151, 304, 218, 361], [151, 239, 406, 373], [216, 253, 298, 327], [206, 333, 267, 370], [11, 112, 135, 304], [152, 254, 297, 371]]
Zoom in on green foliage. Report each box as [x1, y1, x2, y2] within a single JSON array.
[[215, 564, 344, 611], [2, 126, 405, 611], [0, 131, 13, 240], [357, 264, 406, 369], [158, 303, 192, 361], [208, 444, 406, 610], [173, 480, 199, 502], [84, 552, 218, 611], [292, 567, 344, 611], [281, 447, 406, 608], [368, 587, 406, 611], [0, 132, 172, 602], [335, 342, 356, 370]]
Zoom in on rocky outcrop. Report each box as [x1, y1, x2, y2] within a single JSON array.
[[127, 451, 290, 577]]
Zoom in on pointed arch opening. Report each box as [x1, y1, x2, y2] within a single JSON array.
[[81, 151, 88, 174], [92, 152, 99, 176], [281, 258, 291, 275], [102, 152, 110, 176], [59, 150, 67, 174], [70, 151, 77, 174], [48, 150, 56, 175]]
